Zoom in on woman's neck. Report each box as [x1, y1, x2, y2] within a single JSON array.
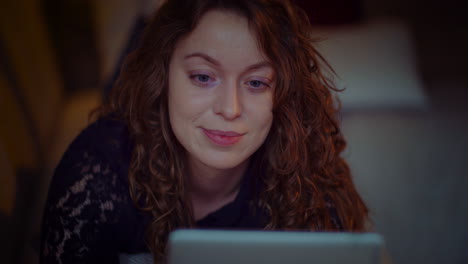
[[187, 158, 250, 220]]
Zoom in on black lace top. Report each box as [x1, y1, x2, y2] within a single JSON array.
[[39, 118, 269, 264], [39, 117, 343, 264]]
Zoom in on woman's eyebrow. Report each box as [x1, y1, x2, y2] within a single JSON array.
[[184, 52, 272, 73], [243, 61, 272, 74], [184, 52, 221, 67]]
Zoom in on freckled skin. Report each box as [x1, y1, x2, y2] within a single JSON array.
[[168, 10, 274, 172]]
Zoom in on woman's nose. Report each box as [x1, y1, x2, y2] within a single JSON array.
[[214, 80, 242, 120]]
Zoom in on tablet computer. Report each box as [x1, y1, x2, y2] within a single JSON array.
[[168, 229, 383, 264]]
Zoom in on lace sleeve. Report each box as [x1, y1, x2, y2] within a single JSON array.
[[40, 148, 130, 264]]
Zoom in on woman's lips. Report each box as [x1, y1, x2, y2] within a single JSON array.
[[202, 128, 244, 146]]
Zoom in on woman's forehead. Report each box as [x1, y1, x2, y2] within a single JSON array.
[[172, 10, 271, 70]]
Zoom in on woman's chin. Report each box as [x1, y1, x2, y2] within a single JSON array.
[[197, 153, 249, 171]]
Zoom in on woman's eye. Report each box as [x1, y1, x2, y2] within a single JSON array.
[[249, 80, 262, 87], [189, 73, 215, 87], [246, 80, 269, 91], [195, 74, 211, 82]]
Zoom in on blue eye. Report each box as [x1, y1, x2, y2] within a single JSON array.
[[246, 79, 269, 91], [196, 74, 211, 82], [249, 80, 263, 88], [189, 73, 216, 88]]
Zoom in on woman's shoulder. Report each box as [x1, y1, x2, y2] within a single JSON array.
[[67, 116, 132, 166], [41, 117, 148, 262], [47, 115, 134, 213], [49, 115, 133, 202]]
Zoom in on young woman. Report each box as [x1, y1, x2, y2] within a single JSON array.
[[40, 0, 368, 263]]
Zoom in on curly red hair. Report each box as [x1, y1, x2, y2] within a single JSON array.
[[97, 0, 368, 262]]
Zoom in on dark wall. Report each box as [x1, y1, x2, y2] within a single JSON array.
[[294, 0, 363, 25], [43, 0, 101, 94], [363, 0, 468, 85]]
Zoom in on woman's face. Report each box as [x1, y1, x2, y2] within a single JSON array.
[[168, 10, 274, 171]]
